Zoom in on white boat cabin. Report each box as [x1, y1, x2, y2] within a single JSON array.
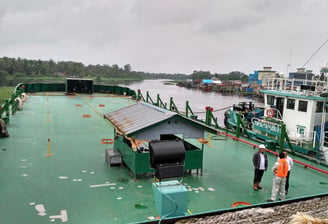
[[261, 78, 328, 144]]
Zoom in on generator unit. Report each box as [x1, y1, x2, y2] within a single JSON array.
[[149, 140, 188, 218]]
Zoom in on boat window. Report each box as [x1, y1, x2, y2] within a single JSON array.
[[316, 102, 324, 113], [298, 100, 308, 112], [267, 95, 275, 106], [286, 99, 295, 110]]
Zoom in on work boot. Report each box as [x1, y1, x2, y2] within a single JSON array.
[[253, 183, 258, 191], [257, 183, 262, 190]]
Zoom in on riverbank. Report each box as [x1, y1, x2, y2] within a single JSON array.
[[177, 80, 264, 97], [2, 76, 145, 86], [0, 86, 15, 105]]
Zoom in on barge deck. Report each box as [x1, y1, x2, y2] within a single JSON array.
[[0, 92, 327, 223]]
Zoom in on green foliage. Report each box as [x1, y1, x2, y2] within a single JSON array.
[[215, 71, 249, 82], [0, 86, 14, 105], [190, 71, 212, 79], [123, 64, 132, 72], [0, 70, 8, 86], [0, 57, 248, 84], [189, 70, 248, 82]]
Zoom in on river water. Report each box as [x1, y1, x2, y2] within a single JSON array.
[[124, 79, 263, 126]]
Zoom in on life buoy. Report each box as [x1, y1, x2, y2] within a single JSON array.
[[100, 139, 114, 144], [266, 108, 275, 118], [232, 201, 251, 208]]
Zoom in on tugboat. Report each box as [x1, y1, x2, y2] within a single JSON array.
[[224, 76, 328, 163]]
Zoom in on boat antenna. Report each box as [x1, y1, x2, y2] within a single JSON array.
[[286, 46, 293, 76], [301, 37, 328, 68]]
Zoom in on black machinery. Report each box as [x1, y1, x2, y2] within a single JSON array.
[[149, 139, 185, 180], [149, 139, 188, 218]]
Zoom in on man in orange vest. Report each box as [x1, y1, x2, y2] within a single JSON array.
[[267, 152, 289, 202]]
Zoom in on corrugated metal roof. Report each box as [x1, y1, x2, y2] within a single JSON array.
[[104, 102, 176, 135]]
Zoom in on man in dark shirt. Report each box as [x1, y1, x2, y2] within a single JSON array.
[[252, 144, 268, 190]]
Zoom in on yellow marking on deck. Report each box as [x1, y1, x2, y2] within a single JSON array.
[[45, 138, 53, 156], [46, 94, 51, 122]]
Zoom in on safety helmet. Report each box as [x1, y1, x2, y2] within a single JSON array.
[[259, 144, 266, 149]]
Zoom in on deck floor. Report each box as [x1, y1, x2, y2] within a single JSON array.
[[0, 93, 327, 224]]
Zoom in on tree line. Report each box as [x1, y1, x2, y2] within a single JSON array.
[[189, 70, 248, 82], [0, 56, 248, 86]]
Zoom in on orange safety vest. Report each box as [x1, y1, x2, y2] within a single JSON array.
[[276, 158, 288, 177]]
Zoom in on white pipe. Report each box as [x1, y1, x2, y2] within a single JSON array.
[[15, 97, 23, 110], [21, 93, 28, 102], [0, 118, 6, 133]]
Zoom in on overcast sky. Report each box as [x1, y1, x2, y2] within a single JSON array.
[[0, 0, 327, 75]]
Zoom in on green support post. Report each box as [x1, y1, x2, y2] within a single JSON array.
[[146, 91, 155, 105], [185, 101, 196, 119], [185, 101, 190, 117], [239, 116, 251, 138], [212, 116, 220, 129], [280, 123, 294, 153], [137, 89, 142, 101], [146, 91, 150, 103], [2, 99, 10, 123], [156, 94, 166, 109], [156, 94, 160, 106], [279, 124, 286, 152], [205, 107, 212, 126], [236, 113, 241, 138], [169, 97, 179, 113]]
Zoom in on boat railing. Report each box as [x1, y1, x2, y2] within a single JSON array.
[[323, 131, 328, 148], [0, 83, 25, 123], [265, 77, 328, 94], [251, 117, 282, 137], [1, 83, 138, 124], [287, 130, 316, 148], [236, 112, 245, 120]]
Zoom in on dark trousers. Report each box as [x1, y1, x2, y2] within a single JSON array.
[[285, 171, 290, 192], [254, 169, 265, 184]]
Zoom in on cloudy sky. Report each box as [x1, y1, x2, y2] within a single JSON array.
[[0, 0, 327, 75]]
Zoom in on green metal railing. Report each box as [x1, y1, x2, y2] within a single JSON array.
[[2, 82, 223, 131], [1, 83, 137, 124], [136, 90, 323, 160], [0, 83, 25, 123], [0, 83, 239, 135], [136, 90, 222, 129]]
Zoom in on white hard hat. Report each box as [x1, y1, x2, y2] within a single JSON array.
[[259, 144, 266, 149]]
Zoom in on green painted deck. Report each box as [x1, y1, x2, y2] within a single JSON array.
[[0, 93, 327, 224]]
